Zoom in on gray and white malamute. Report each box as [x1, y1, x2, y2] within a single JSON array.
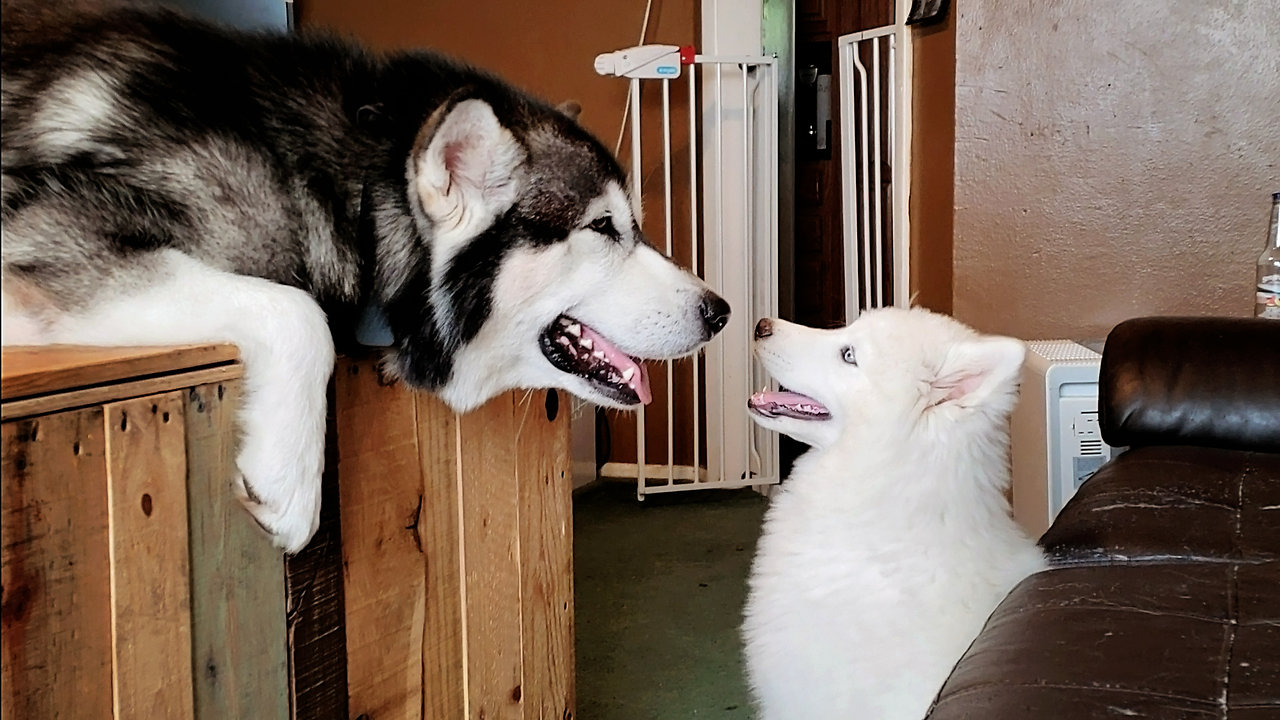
[[1, 4, 730, 551]]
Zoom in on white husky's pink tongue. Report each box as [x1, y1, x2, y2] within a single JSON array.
[[748, 390, 831, 419], [579, 323, 653, 405], [751, 390, 816, 406]]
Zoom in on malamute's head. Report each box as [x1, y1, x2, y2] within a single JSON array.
[[747, 308, 1025, 450], [383, 86, 729, 411]]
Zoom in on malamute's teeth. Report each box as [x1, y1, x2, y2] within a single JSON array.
[[542, 316, 652, 404]]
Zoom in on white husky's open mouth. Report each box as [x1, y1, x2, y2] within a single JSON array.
[[539, 315, 653, 406], [747, 389, 831, 421]]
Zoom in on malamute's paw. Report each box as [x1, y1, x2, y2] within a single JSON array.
[[233, 444, 323, 554]]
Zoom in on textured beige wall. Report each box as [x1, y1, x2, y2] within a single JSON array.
[[953, 0, 1280, 340]]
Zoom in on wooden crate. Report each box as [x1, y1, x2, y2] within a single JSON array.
[[1, 344, 288, 720], [326, 356, 574, 720], [3, 347, 575, 720]]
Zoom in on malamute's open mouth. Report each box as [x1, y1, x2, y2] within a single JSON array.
[[747, 389, 831, 421], [540, 315, 653, 406]]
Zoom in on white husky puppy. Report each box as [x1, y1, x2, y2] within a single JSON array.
[[741, 308, 1046, 720]]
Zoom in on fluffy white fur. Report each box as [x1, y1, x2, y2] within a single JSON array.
[[2, 250, 333, 552], [742, 308, 1047, 720]]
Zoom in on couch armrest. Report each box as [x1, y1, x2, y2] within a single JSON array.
[[1099, 316, 1280, 452]]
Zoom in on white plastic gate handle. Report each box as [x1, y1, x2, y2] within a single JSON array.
[[593, 45, 683, 79]]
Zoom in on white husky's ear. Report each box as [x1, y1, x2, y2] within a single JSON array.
[[929, 336, 1026, 408], [414, 99, 525, 227]]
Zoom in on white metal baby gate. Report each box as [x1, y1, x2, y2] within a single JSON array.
[[594, 45, 781, 498], [589, 26, 909, 498], [839, 25, 911, 316]]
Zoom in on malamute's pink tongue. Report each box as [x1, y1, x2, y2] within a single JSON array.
[[579, 323, 653, 405]]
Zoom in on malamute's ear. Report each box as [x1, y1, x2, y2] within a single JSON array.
[[929, 336, 1026, 409], [413, 99, 525, 227], [556, 100, 583, 122]]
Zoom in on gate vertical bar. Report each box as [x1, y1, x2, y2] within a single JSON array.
[[661, 78, 675, 487], [852, 46, 872, 311], [714, 62, 725, 486], [741, 64, 752, 480], [763, 59, 780, 483], [688, 64, 701, 482], [629, 77, 646, 489], [871, 38, 884, 308], [839, 39, 860, 321], [891, 29, 911, 307]]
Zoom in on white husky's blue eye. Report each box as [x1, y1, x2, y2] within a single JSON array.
[[588, 215, 617, 237], [841, 346, 857, 365]]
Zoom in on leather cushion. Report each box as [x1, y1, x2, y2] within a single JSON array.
[[1041, 446, 1280, 565], [1099, 316, 1280, 452], [926, 561, 1280, 719]]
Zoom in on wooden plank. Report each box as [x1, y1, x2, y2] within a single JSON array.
[[2, 363, 243, 422], [185, 380, 289, 720], [336, 358, 429, 720], [284, 377, 349, 720], [458, 394, 525, 720], [1, 409, 114, 718], [416, 391, 465, 720], [1, 344, 239, 401], [516, 390, 575, 718], [104, 392, 196, 720]]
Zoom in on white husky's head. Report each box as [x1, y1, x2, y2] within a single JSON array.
[[747, 308, 1025, 451], [385, 92, 729, 411]]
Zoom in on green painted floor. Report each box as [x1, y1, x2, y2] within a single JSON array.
[[574, 482, 769, 720]]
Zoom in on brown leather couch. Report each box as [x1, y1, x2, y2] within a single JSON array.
[[926, 316, 1280, 719]]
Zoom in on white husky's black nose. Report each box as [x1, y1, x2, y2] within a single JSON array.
[[754, 318, 773, 339], [700, 293, 731, 336]]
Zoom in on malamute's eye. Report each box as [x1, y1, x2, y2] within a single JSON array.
[[840, 346, 858, 365], [588, 215, 618, 238]]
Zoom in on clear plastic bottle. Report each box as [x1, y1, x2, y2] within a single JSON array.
[[1257, 192, 1280, 319]]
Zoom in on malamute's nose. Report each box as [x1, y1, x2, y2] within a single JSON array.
[[700, 293, 732, 336], [754, 318, 773, 339]]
